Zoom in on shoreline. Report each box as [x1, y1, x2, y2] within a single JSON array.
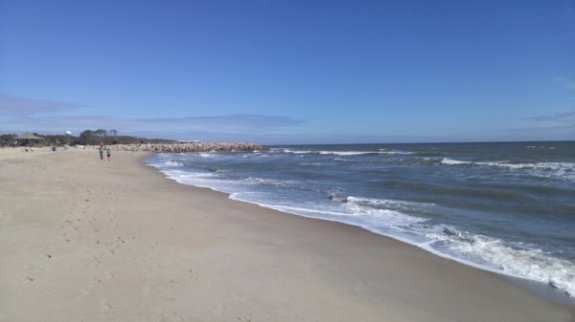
[[145, 152, 575, 305], [116, 152, 575, 310], [1, 149, 573, 321], [145, 153, 575, 308]]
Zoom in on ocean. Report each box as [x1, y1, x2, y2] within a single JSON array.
[[146, 141, 575, 300]]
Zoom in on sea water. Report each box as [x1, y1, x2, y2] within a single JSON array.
[[147, 141, 575, 300]]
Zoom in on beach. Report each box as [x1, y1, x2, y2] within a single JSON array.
[[0, 149, 573, 322]]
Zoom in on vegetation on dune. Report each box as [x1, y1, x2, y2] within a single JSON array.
[[0, 129, 177, 147]]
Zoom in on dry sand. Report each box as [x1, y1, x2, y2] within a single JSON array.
[[0, 148, 573, 322]]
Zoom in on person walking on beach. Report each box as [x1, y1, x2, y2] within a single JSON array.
[[106, 147, 111, 161], [99, 146, 104, 160]]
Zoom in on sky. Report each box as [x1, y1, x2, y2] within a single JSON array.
[[1, 0, 574, 144]]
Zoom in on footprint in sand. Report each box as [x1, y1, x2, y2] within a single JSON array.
[[92, 256, 102, 266], [236, 315, 253, 322], [158, 310, 183, 322], [99, 298, 111, 311], [79, 284, 94, 299]]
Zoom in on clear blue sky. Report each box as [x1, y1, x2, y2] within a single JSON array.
[[1, 0, 574, 144]]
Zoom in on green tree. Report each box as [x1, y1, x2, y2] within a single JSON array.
[[79, 130, 94, 144], [0, 134, 16, 146], [94, 129, 108, 137]]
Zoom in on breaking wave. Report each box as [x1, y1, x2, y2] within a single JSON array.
[[440, 158, 575, 181], [275, 148, 414, 156]]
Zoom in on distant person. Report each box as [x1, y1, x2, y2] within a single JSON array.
[[106, 147, 111, 161], [99, 146, 104, 160]]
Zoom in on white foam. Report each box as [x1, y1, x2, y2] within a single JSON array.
[[261, 204, 353, 217], [280, 149, 414, 156], [481, 161, 574, 172], [346, 203, 428, 227], [163, 160, 184, 167], [346, 196, 435, 209], [157, 166, 225, 190], [378, 149, 415, 155], [229, 192, 428, 231], [319, 151, 372, 156], [440, 158, 575, 181], [147, 157, 575, 299], [241, 189, 575, 298], [442, 159, 575, 171], [279, 149, 314, 154], [440, 158, 472, 165], [242, 177, 295, 187], [261, 196, 575, 299], [282, 149, 370, 155], [160, 169, 217, 181], [416, 225, 575, 298]]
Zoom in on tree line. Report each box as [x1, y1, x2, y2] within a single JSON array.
[[0, 129, 176, 147]]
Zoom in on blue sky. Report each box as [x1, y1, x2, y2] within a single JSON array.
[[1, 0, 574, 144]]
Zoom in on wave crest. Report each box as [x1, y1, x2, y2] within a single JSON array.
[[440, 158, 575, 181], [420, 225, 575, 298]]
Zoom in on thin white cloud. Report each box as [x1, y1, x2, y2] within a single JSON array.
[[519, 111, 575, 141], [0, 95, 305, 138], [0, 114, 305, 140], [0, 95, 83, 117], [5, 114, 303, 129], [154, 114, 304, 128], [506, 125, 574, 142], [565, 82, 575, 90], [554, 77, 575, 91], [528, 111, 575, 123]]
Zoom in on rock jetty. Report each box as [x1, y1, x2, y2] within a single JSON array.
[[84, 142, 266, 154], [141, 142, 266, 153], [3, 142, 267, 154]]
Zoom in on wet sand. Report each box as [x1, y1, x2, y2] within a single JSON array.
[[1, 148, 573, 321]]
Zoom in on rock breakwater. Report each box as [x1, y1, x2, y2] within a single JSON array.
[[81, 142, 266, 153], [4, 142, 266, 154], [142, 142, 266, 153]]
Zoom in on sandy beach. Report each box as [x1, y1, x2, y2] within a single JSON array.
[[0, 148, 573, 322]]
